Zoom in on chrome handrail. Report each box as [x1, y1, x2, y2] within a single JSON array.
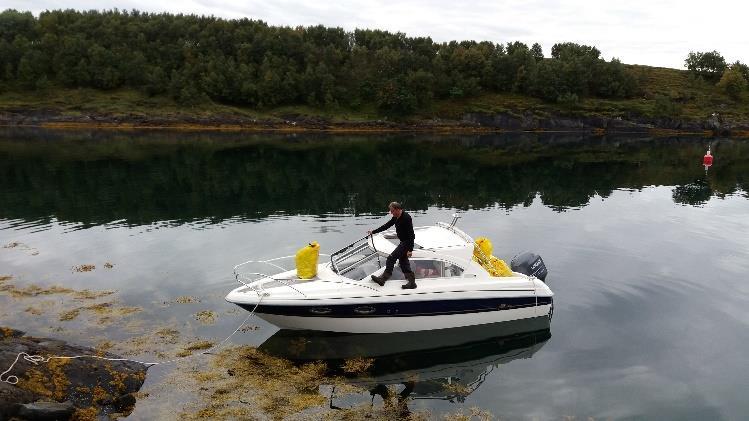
[[436, 222, 474, 244], [368, 233, 382, 268], [232, 253, 331, 298], [233, 253, 332, 279]]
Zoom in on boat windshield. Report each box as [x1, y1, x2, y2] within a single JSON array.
[[340, 253, 382, 281], [330, 237, 382, 278]]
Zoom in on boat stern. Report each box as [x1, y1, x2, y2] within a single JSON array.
[[532, 277, 554, 319]]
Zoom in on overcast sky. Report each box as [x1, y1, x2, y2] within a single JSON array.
[[7, 1, 747, 69]]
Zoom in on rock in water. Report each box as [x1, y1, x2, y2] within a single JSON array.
[[17, 400, 75, 420], [0, 327, 147, 420]]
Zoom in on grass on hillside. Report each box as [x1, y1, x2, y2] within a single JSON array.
[[0, 65, 746, 125]]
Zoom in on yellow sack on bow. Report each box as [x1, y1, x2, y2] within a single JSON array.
[[473, 237, 512, 277], [295, 241, 320, 279]]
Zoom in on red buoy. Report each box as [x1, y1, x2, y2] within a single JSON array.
[[703, 150, 713, 167]]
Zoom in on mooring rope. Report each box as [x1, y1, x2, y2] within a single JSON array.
[[1, 294, 264, 385]]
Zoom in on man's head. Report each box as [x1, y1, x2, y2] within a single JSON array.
[[388, 201, 403, 217]]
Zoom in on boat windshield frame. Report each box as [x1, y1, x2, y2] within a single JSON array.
[[330, 235, 380, 275]]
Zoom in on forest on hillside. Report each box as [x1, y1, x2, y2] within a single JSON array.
[[0, 9, 645, 115]]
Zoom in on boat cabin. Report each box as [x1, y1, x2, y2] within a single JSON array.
[[330, 224, 481, 282]]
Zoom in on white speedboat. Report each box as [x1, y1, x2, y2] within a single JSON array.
[[226, 216, 553, 333]]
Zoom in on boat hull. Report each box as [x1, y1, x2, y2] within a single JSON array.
[[241, 300, 552, 333]]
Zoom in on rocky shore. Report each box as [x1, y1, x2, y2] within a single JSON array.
[[1, 108, 746, 135], [0, 327, 147, 420]]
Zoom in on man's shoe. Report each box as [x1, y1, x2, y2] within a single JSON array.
[[402, 272, 417, 289], [371, 270, 392, 286]]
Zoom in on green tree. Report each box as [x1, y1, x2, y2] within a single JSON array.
[[591, 58, 637, 98], [551, 42, 600, 61], [0, 9, 35, 42], [143, 65, 168, 96], [685, 50, 727, 81], [16, 49, 47, 89], [53, 34, 92, 87], [376, 79, 416, 116], [88, 44, 122, 89], [406, 70, 434, 108], [730, 61, 749, 83], [529, 59, 561, 101], [0, 39, 15, 80], [531, 43, 544, 60]]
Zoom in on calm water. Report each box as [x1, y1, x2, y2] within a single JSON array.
[[1, 128, 748, 419]]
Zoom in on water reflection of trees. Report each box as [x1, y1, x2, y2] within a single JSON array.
[[0, 129, 747, 225], [672, 179, 714, 206]]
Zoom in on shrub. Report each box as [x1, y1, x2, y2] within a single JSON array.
[[716, 66, 747, 101]]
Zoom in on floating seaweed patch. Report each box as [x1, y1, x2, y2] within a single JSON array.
[[175, 296, 200, 304], [342, 357, 375, 375], [238, 325, 259, 333], [25, 306, 44, 315], [121, 318, 148, 334], [3, 241, 39, 255], [441, 407, 495, 421], [74, 289, 116, 300], [96, 340, 114, 354], [59, 308, 81, 321], [165, 345, 434, 421], [176, 340, 214, 357], [155, 328, 181, 344], [0, 278, 116, 302], [73, 264, 96, 272], [195, 310, 217, 325], [116, 328, 182, 358], [1, 282, 75, 298], [58, 302, 141, 323]]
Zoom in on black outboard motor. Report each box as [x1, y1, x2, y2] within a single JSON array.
[[511, 252, 548, 282]]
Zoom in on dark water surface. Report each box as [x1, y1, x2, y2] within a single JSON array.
[[1, 128, 748, 419]]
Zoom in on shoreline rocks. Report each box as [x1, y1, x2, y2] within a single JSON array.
[[1, 327, 147, 420], [0, 108, 746, 135]]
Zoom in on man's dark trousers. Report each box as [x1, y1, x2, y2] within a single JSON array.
[[386, 242, 412, 274]]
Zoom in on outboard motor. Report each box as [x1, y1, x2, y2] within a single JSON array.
[[511, 252, 548, 282]]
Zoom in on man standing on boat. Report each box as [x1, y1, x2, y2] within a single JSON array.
[[367, 202, 417, 289]]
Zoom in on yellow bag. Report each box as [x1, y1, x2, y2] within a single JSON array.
[[473, 237, 493, 263], [473, 237, 513, 277], [295, 241, 320, 279], [489, 256, 513, 277]]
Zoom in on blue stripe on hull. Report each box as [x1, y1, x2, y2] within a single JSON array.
[[239, 296, 549, 318], [537, 296, 553, 306]]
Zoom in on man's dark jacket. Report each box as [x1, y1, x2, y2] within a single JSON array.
[[372, 211, 415, 251]]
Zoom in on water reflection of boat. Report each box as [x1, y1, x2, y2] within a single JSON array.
[[259, 316, 551, 402]]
